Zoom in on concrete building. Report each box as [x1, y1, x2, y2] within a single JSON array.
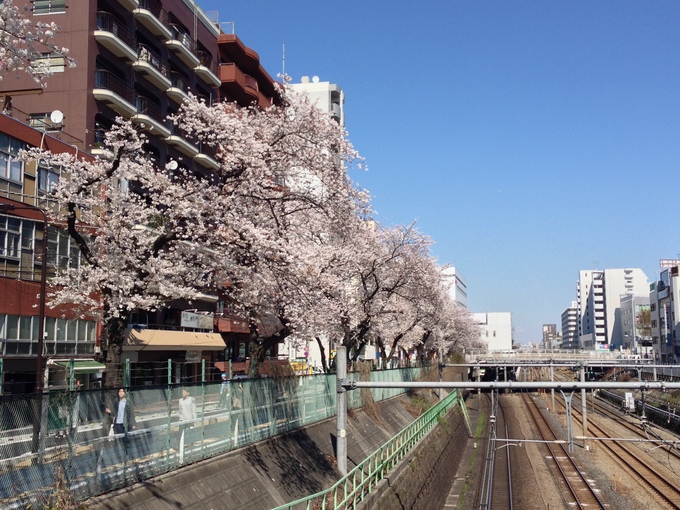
[[576, 268, 649, 350], [541, 324, 561, 350], [442, 266, 468, 308], [290, 76, 344, 126], [0, 0, 285, 390], [561, 301, 578, 349], [650, 264, 680, 363], [473, 312, 512, 351], [619, 294, 652, 356]]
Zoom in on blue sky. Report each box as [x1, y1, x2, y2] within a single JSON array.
[[199, 1, 680, 344]]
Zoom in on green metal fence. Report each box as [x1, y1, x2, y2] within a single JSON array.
[[0, 367, 422, 509], [271, 389, 464, 510]]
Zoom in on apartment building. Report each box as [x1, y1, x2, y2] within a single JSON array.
[[0, 0, 285, 390], [576, 268, 649, 350], [290, 76, 344, 126], [442, 266, 468, 308], [619, 294, 651, 356], [560, 301, 578, 349], [650, 265, 680, 363]]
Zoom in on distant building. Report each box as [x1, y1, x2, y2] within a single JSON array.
[[650, 265, 680, 363], [561, 301, 579, 349], [619, 294, 651, 355], [441, 266, 468, 308], [577, 268, 648, 350], [290, 76, 344, 126], [473, 312, 512, 351], [541, 324, 561, 349]]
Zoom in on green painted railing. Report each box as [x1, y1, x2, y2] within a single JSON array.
[[272, 390, 464, 510]]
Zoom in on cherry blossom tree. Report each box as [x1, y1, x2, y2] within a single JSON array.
[[29, 84, 365, 384], [174, 87, 367, 371], [0, 0, 73, 83]]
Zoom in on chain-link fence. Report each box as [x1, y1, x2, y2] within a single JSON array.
[[0, 367, 422, 509]]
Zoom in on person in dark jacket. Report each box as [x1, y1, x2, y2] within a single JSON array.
[[105, 388, 137, 434]]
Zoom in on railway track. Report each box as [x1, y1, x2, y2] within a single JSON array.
[[549, 386, 680, 508], [480, 392, 514, 509], [521, 392, 607, 509]]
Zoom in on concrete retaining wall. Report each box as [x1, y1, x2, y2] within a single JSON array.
[[360, 400, 469, 510], [87, 394, 436, 510]]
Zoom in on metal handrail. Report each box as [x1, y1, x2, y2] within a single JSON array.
[[272, 390, 460, 510]]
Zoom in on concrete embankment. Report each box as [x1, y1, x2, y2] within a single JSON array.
[[88, 387, 470, 509]]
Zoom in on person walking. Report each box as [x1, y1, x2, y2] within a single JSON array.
[[178, 388, 197, 424], [218, 373, 229, 408], [178, 388, 197, 463], [105, 388, 136, 435]]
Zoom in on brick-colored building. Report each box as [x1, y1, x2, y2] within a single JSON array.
[[0, 0, 283, 392]]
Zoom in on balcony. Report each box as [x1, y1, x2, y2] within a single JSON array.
[[91, 129, 115, 160], [132, 96, 171, 138], [93, 70, 137, 117], [133, 0, 172, 40], [219, 63, 272, 108], [195, 51, 221, 88], [116, 0, 139, 11], [94, 12, 137, 61], [167, 72, 190, 106], [133, 44, 171, 90], [167, 24, 200, 68], [194, 143, 219, 170], [165, 127, 198, 158]]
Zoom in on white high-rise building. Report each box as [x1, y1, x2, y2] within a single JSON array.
[[474, 312, 512, 351], [442, 266, 468, 308], [290, 76, 344, 126], [577, 268, 649, 350]]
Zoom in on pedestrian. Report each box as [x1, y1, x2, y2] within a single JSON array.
[[177, 388, 198, 455], [178, 388, 197, 425], [219, 373, 229, 408], [105, 388, 137, 435]]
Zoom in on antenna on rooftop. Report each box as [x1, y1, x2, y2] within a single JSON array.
[[282, 43, 286, 77]]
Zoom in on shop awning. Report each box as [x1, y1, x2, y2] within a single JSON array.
[[52, 360, 106, 374], [124, 329, 226, 351]]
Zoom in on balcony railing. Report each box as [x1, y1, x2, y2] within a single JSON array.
[[168, 24, 200, 66], [170, 72, 190, 93], [136, 96, 166, 126], [95, 70, 136, 104], [96, 12, 137, 51], [134, 0, 171, 39], [137, 44, 170, 79]]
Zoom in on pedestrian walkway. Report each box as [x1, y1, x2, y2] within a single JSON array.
[[443, 398, 481, 509]]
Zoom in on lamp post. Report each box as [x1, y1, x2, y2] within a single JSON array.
[[0, 202, 48, 392]]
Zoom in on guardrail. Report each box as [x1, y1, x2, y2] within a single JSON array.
[[271, 389, 463, 510]]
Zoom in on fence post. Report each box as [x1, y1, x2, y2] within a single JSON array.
[[336, 345, 347, 476], [124, 359, 130, 387]]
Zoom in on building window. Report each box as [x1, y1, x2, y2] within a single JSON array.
[[33, 0, 67, 14], [0, 134, 23, 182], [47, 227, 81, 270], [31, 53, 66, 74], [0, 215, 22, 259], [38, 167, 60, 194]]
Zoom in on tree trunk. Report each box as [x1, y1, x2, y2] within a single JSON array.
[[315, 336, 329, 373], [103, 316, 127, 388]]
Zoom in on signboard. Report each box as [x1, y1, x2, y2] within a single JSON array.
[[660, 259, 680, 269], [186, 350, 202, 363], [181, 311, 200, 328], [198, 314, 214, 330]]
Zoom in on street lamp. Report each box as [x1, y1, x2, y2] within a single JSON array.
[[0, 202, 48, 392]]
